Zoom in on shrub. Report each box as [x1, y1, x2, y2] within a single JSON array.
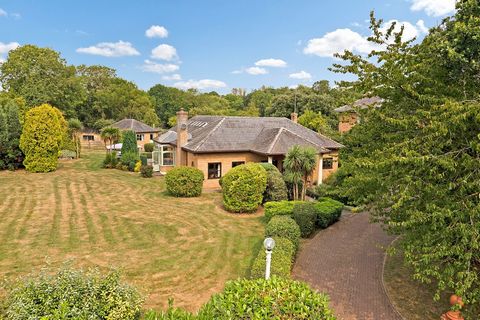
[[250, 237, 295, 279], [165, 167, 204, 197], [140, 165, 153, 178], [0, 99, 23, 171], [264, 200, 304, 220], [121, 151, 139, 166], [121, 130, 138, 155], [220, 163, 267, 213], [103, 152, 118, 168], [144, 142, 154, 152], [315, 198, 344, 228], [260, 163, 288, 203], [58, 150, 76, 159], [293, 202, 318, 238], [265, 216, 301, 249], [2, 266, 142, 319], [198, 277, 336, 320], [140, 154, 148, 166], [143, 300, 195, 320], [19, 104, 67, 173], [134, 160, 142, 172]]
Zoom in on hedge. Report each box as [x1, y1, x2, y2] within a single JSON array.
[[165, 167, 204, 197], [293, 202, 318, 238], [315, 198, 344, 228], [250, 237, 295, 279], [264, 200, 304, 220], [220, 163, 267, 213], [260, 163, 288, 203], [265, 216, 301, 249], [198, 277, 336, 320]]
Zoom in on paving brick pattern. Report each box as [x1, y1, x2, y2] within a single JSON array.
[[292, 212, 402, 320]]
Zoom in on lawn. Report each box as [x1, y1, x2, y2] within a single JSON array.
[[0, 151, 264, 311]]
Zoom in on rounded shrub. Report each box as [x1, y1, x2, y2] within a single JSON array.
[[144, 142, 154, 152], [3, 266, 142, 319], [293, 202, 318, 238], [265, 216, 301, 249], [250, 237, 295, 279], [140, 165, 153, 178], [260, 163, 288, 203], [198, 277, 336, 320], [165, 166, 204, 197], [220, 163, 267, 213]]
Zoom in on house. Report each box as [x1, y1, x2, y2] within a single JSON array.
[[80, 129, 104, 150], [154, 109, 343, 188], [111, 119, 161, 151], [334, 96, 383, 133]]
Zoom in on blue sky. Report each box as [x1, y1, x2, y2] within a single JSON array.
[[0, 0, 455, 93]]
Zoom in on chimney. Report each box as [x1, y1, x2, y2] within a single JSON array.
[[291, 112, 298, 123], [176, 108, 188, 166]]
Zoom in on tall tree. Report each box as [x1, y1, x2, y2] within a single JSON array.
[[0, 98, 23, 170]]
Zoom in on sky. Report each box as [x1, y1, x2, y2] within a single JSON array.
[[0, 0, 456, 94]]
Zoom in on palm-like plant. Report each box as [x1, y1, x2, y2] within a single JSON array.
[[68, 118, 83, 159], [100, 127, 121, 153], [283, 145, 318, 200]]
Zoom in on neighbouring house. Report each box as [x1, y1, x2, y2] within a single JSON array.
[[80, 129, 104, 150], [334, 96, 383, 133], [111, 119, 162, 151], [154, 109, 344, 188]]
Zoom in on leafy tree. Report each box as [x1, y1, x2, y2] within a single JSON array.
[[331, 2, 480, 313], [0, 98, 23, 170], [20, 104, 67, 172], [283, 145, 317, 200], [298, 109, 337, 137], [100, 127, 121, 153], [148, 84, 191, 127], [121, 130, 138, 155]]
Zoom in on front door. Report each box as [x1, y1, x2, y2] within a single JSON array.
[[152, 151, 161, 172]]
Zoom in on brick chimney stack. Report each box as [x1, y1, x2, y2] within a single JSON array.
[[291, 112, 298, 123], [176, 108, 188, 166]]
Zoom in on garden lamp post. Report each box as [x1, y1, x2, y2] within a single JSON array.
[[263, 237, 276, 280]]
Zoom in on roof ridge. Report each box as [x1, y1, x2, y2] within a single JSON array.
[[266, 127, 284, 154], [192, 117, 226, 152], [281, 127, 328, 153]]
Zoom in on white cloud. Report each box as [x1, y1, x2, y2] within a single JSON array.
[[76, 41, 139, 57], [0, 42, 20, 54], [162, 74, 182, 81], [0, 8, 6, 16], [174, 79, 227, 90], [145, 25, 168, 38], [289, 71, 312, 80], [151, 44, 178, 61], [379, 20, 422, 41], [142, 60, 179, 74], [416, 20, 429, 34], [255, 58, 287, 68], [246, 67, 268, 75], [410, 0, 456, 17]]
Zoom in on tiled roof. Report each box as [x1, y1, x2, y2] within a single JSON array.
[[155, 116, 343, 155], [112, 119, 161, 133], [334, 96, 383, 113]]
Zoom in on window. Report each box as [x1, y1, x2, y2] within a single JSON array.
[[82, 135, 94, 141], [208, 163, 222, 179], [150, 134, 154, 140], [136, 134, 144, 141], [161, 145, 175, 166], [232, 161, 245, 168], [323, 158, 333, 170]]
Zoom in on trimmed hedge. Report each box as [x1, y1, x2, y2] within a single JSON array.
[[165, 167, 204, 197], [198, 277, 336, 320], [250, 237, 295, 279], [315, 198, 344, 228], [260, 163, 288, 203], [220, 163, 267, 213], [293, 202, 317, 238], [265, 216, 301, 249], [264, 200, 304, 220]]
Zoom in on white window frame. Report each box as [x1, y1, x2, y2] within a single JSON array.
[[160, 145, 175, 166], [136, 134, 144, 141]]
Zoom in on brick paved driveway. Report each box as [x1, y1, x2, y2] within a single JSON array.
[[292, 212, 402, 320]]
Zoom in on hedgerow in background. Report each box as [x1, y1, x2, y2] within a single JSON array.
[[2, 266, 142, 320], [198, 277, 336, 320], [165, 167, 204, 197], [19, 104, 67, 172], [0, 98, 23, 170], [265, 215, 301, 249], [293, 202, 318, 237], [250, 237, 295, 279], [260, 163, 288, 203], [220, 163, 267, 213]]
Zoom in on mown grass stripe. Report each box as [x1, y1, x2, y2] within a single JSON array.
[[66, 179, 80, 249], [2, 185, 28, 244], [79, 192, 97, 245], [48, 177, 62, 246]]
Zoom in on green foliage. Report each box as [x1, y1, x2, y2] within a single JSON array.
[[293, 202, 318, 238], [298, 109, 337, 138], [265, 216, 301, 249], [19, 104, 67, 172], [198, 277, 336, 320], [140, 165, 153, 178], [314, 198, 344, 229], [331, 5, 480, 309], [2, 266, 142, 319], [121, 130, 138, 156], [0, 98, 23, 170], [103, 151, 118, 169], [140, 154, 148, 166], [250, 237, 295, 279], [165, 167, 204, 197], [120, 152, 139, 171], [284, 145, 318, 200], [264, 200, 304, 220], [220, 163, 267, 213], [59, 150, 76, 159], [144, 142, 154, 152], [260, 163, 288, 203], [101, 126, 121, 151]]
